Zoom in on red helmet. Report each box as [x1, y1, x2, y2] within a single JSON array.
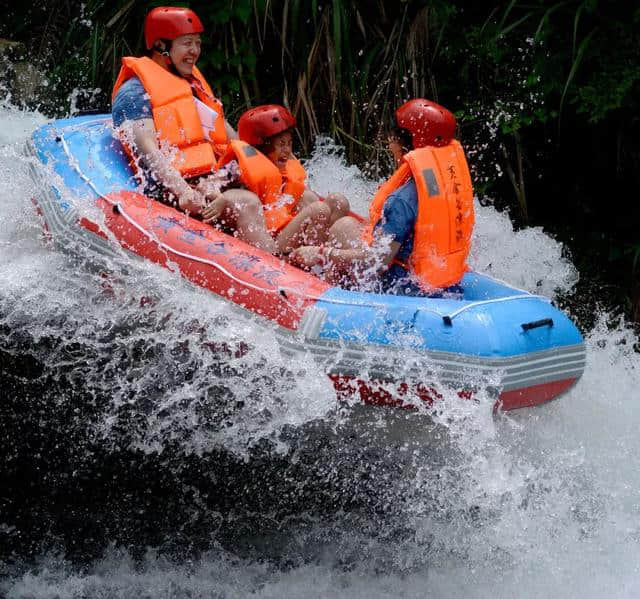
[[238, 105, 297, 146], [395, 98, 456, 148], [144, 7, 204, 50]]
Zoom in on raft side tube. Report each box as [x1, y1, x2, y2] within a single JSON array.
[[311, 283, 583, 359]]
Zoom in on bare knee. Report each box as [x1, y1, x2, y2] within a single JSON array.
[[329, 215, 363, 249], [221, 189, 261, 210], [302, 200, 331, 224], [325, 192, 350, 217], [221, 189, 262, 223], [331, 215, 360, 234], [298, 190, 319, 211]]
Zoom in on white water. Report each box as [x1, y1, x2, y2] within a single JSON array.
[[1, 102, 639, 598]]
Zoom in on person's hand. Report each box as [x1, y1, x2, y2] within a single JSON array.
[[202, 193, 228, 224], [177, 187, 206, 215], [289, 246, 324, 269], [195, 178, 221, 201]]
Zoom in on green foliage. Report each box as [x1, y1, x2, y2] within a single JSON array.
[[4, 1, 638, 170], [570, 12, 640, 122]]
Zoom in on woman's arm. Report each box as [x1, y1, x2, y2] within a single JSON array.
[[122, 118, 206, 214]]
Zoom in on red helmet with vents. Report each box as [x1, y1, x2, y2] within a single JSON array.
[[238, 105, 297, 146], [144, 7, 204, 50], [395, 98, 456, 148]]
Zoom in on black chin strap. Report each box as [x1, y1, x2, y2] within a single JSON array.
[[154, 39, 175, 70]]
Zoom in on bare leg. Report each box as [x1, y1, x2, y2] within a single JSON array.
[[298, 191, 350, 227], [324, 192, 350, 226], [291, 192, 350, 244], [276, 201, 331, 254], [204, 189, 277, 254], [297, 189, 320, 212], [328, 215, 366, 250]]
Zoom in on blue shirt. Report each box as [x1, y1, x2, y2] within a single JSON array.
[[374, 179, 422, 295], [373, 178, 464, 297], [112, 77, 151, 127], [111, 76, 165, 197]]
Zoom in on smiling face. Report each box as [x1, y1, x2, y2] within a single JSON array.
[[169, 33, 201, 77], [265, 130, 293, 170]]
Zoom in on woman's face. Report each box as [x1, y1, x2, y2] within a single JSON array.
[[266, 130, 293, 170], [170, 34, 202, 77], [387, 136, 405, 165]]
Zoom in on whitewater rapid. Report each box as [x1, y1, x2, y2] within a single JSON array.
[[1, 102, 639, 598]]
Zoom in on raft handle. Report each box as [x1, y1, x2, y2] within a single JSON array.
[[521, 318, 553, 331], [442, 315, 453, 326]]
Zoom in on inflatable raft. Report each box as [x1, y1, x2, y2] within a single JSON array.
[[27, 115, 586, 411]]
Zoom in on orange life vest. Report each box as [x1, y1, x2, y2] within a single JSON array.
[[112, 56, 228, 179], [281, 158, 306, 204], [216, 140, 290, 233], [217, 143, 307, 233], [363, 141, 474, 290]]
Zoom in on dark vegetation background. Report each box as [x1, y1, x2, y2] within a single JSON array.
[[1, 0, 639, 321]]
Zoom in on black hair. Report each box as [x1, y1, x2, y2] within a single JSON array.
[[146, 39, 172, 58], [387, 125, 413, 152], [145, 39, 183, 78]]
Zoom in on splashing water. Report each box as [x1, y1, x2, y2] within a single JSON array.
[[1, 102, 639, 598]]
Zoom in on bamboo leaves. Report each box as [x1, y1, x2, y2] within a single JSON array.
[[559, 27, 597, 125]]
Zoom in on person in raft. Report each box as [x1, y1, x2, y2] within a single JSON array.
[[235, 104, 350, 236], [111, 7, 330, 255], [209, 104, 350, 253], [290, 99, 475, 296]]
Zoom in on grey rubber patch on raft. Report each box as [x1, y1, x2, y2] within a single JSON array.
[[422, 168, 440, 196], [243, 146, 258, 157]]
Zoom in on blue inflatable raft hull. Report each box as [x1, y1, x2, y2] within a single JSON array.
[[27, 115, 586, 410]]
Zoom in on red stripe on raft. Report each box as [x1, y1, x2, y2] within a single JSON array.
[[31, 198, 53, 244], [330, 375, 449, 410], [497, 377, 578, 411], [330, 375, 577, 411], [78, 217, 108, 240], [77, 191, 330, 330]]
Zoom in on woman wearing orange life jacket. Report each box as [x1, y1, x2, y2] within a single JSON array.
[[111, 6, 277, 253], [214, 104, 349, 254], [237, 105, 350, 228], [290, 99, 475, 295]]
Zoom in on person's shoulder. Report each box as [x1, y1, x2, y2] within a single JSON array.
[[380, 177, 418, 232], [115, 76, 145, 97], [386, 178, 418, 208], [397, 177, 418, 198], [112, 76, 151, 127]]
